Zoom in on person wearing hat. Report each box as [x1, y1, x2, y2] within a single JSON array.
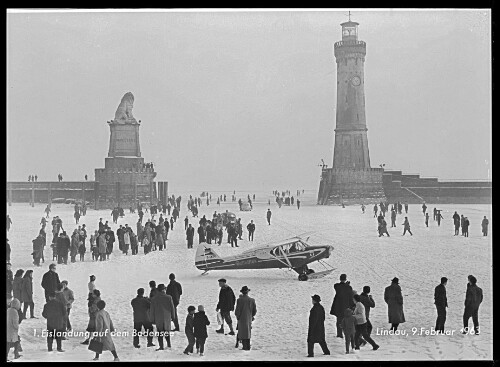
[[463, 275, 483, 335], [41, 264, 61, 303], [235, 286, 257, 351], [42, 291, 67, 352], [330, 274, 355, 338], [434, 277, 448, 333], [183, 306, 196, 355], [307, 294, 330, 357], [215, 279, 236, 335], [193, 305, 210, 356], [384, 277, 405, 331], [149, 283, 176, 350]]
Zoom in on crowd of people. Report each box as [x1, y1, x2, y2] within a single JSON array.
[[5, 192, 490, 361], [364, 202, 489, 238]]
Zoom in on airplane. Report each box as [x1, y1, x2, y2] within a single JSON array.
[[195, 236, 335, 281]]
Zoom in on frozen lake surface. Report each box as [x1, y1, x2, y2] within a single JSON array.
[[6, 196, 492, 361]]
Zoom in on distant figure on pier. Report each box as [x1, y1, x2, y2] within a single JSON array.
[[28, 175, 31, 182], [35, 175, 38, 182], [7, 214, 12, 232], [266, 209, 272, 225], [425, 213, 429, 227], [422, 203, 427, 216], [373, 204, 378, 218], [297, 199, 301, 210], [45, 205, 51, 218], [85, 175, 88, 181], [481, 216, 489, 236], [361, 204, 365, 214], [404, 203, 408, 214]]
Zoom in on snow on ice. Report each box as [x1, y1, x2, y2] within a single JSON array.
[[6, 194, 492, 361]]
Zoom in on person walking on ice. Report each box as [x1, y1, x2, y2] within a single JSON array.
[[266, 209, 272, 225], [402, 217, 413, 236]]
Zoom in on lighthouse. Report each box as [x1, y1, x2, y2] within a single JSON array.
[[318, 18, 386, 205]]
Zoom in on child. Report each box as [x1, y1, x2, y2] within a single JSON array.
[[341, 308, 356, 354], [183, 306, 196, 355], [193, 305, 210, 356]]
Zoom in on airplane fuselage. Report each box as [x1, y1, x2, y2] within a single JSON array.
[[195, 245, 330, 271]]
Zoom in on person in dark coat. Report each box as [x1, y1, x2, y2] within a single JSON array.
[[193, 305, 210, 356], [463, 275, 483, 334], [390, 209, 397, 227], [330, 274, 355, 338], [266, 209, 272, 225], [7, 262, 14, 301], [359, 286, 375, 335], [247, 220, 255, 241], [341, 308, 356, 354], [32, 234, 44, 266], [434, 277, 448, 333], [402, 217, 412, 236], [353, 294, 379, 350], [453, 211, 461, 235], [149, 284, 175, 350], [57, 232, 70, 264], [166, 273, 183, 332], [12, 269, 25, 310], [149, 280, 158, 299], [235, 286, 257, 351], [481, 216, 489, 236], [197, 225, 206, 244], [307, 294, 330, 357], [384, 277, 405, 331], [183, 306, 196, 355], [131, 288, 154, 348], [463, 217, 470, 237], [186, 224, 195, 249], [215, 278, 236, 335], [42, 291, 67, 352], [81, 289, 101, 344], [21, 270, 35, 319], [41, 263, 61, 302]]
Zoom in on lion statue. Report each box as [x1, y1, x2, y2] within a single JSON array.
[[114, 92, 136, 123]]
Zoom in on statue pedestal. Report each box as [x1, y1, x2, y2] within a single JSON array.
[[107, 121, 141, 157]]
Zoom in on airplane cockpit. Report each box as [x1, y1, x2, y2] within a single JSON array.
[[270, 240, 307, 256]]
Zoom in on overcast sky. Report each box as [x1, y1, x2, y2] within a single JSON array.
[[6, 9, 491, 193]]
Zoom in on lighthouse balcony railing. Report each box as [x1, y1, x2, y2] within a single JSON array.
[[334, 40, 366, 48]]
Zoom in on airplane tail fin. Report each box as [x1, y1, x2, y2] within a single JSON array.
[[195, 243, 223, 270]]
